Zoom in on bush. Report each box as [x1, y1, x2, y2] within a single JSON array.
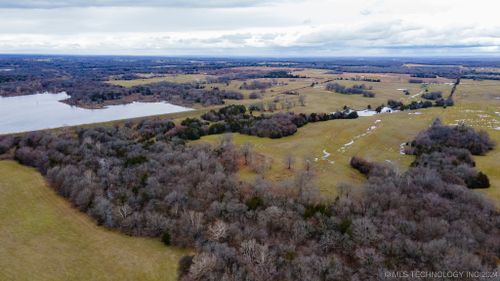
[[422, 91, 442, 100], [408, 79, 423, 83], [303, 204, 331, 218], [350, 156, 373, 175], [178, 255, 194, 278], [249, 92, 262, 99], [338, 218, 352, 235], [161, 231, 172, 246], [465, 172, 490, 189], [245, 196, 264, 210]]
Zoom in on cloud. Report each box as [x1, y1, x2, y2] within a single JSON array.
[[0, 0, 498, 56], [0, 20, 498, 56], [0, 0, 292, 9]]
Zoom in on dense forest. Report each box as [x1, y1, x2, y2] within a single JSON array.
[[0, 115, 497, 280]]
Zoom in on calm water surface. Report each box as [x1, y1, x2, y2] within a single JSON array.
[[0, 92, 192, 134]]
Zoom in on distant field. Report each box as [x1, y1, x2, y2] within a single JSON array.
[[402, 63, 462, 68], [0, 161, 187, 281], [198, 74, 500, 204], [108, 74, 208, 87]]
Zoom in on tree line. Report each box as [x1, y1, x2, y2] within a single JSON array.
[[325, 82, 376, 98], [199, 105, 358, 139]]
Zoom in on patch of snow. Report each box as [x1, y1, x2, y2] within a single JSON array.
[[322, 149, 331, 159], [375, 119, 382, 123], [356, 109, 378, 117], [344, 140, 354, 146], [400, 142, 407, 155], [380, 107, 394, 113], [348, 108, 396, 117], [408, 112, 422, 115], [411, 91, 424, 98]]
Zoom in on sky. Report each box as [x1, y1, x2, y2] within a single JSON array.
[[0, 0, 499, 56]]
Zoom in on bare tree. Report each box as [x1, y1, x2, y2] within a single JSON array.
[[298, 95, 306, 106], [187, 210, 204, 232], [267, 102, 277, 112], [218, 133, 233, 148], [284, 153, 295, 170], [208, 220, 228, 241], [189, 253, 217, 279], [118, 204, 132, 220], [240, 142, 253, 165], [303, 155, 314, 172]]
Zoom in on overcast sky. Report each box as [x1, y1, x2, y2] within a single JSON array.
[[0, 0, 498, 56]]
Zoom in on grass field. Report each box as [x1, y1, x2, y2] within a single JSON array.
[[108, 74, 209, 87], [0, 161, 187, 281], [198, 74, 500, 204]]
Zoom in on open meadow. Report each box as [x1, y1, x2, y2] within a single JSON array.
[[195, 70, 500, 203], [0, 161, 187, 281]]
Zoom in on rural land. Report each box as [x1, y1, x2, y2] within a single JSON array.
[[0, 55, 499, 280]]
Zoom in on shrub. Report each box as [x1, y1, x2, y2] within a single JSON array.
[[249, 92, 262, 99], [178, 255, 194, 278], [162, 231, 172, 246], [422, 91, 442, 100], [465, 172, 490, 189], [246, 196, 264, 210], [338, 218, 352, 235], [350, 156, 373, 175], [304, 204, 331, 218]]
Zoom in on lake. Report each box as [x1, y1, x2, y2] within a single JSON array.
[[0, 92, 192, 135]]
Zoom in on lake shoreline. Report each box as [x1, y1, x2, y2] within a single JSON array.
[[0, 92, 192, 135]]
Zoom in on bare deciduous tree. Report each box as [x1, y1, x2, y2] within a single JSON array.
[[240, 142, 253, 165], [298, 95, 306, 106], [284, 153, 295, 170], [189, 253, 217, 279], [303, 155, 313, 172], [208, 220, 228, 241]]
